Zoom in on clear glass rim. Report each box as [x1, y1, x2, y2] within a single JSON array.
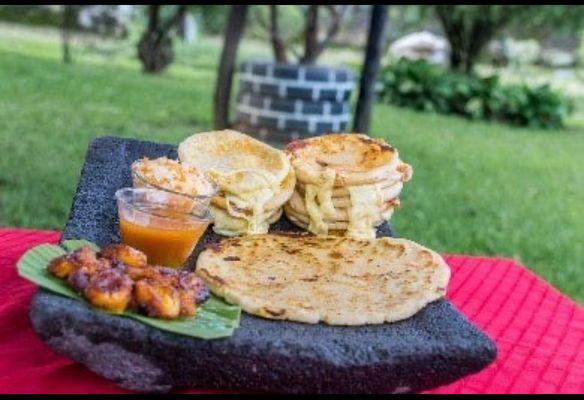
[[130, 160, 218, 201], [115, 187, 213, 222]]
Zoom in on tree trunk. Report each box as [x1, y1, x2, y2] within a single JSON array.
[[300, 5, 348, 65], [463, 7, 495, 74], [269, 5, 288, 64], [62, 5, 74, 64], [436, 6, 466, 72], [214, 5, 249, 130], [436, 5, 513, 74], [137, 5, 187, 74], [302, 5, 320, 64], [353, 5, 389, 133]]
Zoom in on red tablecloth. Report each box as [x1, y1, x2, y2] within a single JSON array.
[[0, 228, 582, 394]]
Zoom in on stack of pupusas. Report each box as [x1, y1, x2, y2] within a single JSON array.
[[178, 130, 296, 236], [284, 133, 412, 239]]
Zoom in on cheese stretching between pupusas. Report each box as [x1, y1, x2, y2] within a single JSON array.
[[304, 169, 336, 235], [210, 207, 244, 237], [303, 170, 385, 238], [208, 169, 280, 235], [347, 185, 382, 239], [225, 188, 274, 234]]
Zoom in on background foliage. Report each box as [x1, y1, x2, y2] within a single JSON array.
[[380, 59, 573, 129]]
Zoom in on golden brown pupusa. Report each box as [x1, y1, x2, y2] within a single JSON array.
[[196, 234, 450, 326]]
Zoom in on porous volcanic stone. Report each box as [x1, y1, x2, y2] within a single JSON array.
[[30, 136, 496, 393]]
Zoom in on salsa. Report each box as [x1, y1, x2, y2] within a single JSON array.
[[119, 206, 209, 268]]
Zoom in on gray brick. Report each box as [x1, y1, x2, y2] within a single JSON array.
[[305, 68, 331, 82], [316, 122, 335, 133], [285, 118, 309, 131], [273, 65, 299, 80], [270, 98, 296, 113], [319, 89, 338, 100], [251, 63, 268, 76], [287, 86, 313, 99], [259, 83, 281, 96], [258, 115, 279, 127], [302, 102, 324, 115], [335, 69, 354, 82]]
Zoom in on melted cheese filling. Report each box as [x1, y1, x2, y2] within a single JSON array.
[[210, 207, 245, 237], [303, 177, 385, 239], [208, 169, 281, 235], [225, 188, 273, 234], [347, 185, 382, 239], [304, 169, 336, 235]]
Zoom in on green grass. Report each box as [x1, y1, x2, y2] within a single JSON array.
[[0, 23, 582, 302], [375, 107, 583, 303]]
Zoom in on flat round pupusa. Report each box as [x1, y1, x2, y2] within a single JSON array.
[[196, 234, 450, 325]]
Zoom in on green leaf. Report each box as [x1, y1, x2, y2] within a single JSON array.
[[17, 241, 241, 339], [16, 244, 81, 299], [61, 239, 100, 252]]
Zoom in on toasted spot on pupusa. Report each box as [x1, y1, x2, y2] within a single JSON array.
[[285, 133, 411, 187], [196, 234, 450, 325], [179, 130, 290, 186]]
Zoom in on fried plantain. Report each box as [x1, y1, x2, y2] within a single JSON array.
[[134, 279, 181, 319], [70, 245, 101, 267], [123, 265, 150, 281], [123, 264, 177, 284], [47, 255, 78, 278], [47, 243, 210, 320], [177, 290, 196, 317], [152, 266, 180, 286], [48, 245, 109, 279], [98, 244, 147, 268], [67, 266, 92, 293], [179, 271, 210, 304], [84, 268, 134, 313], [175, 272, 209, 317]]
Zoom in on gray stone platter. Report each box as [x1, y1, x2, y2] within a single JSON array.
[[30, 137, 496, 393]]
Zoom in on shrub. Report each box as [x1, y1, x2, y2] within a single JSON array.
[[191, 5, 227, 35], [0, 5, 64, 28], [378, 59, 573, 129]]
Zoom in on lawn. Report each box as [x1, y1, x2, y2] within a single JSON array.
[[0, 23, 582, 302]]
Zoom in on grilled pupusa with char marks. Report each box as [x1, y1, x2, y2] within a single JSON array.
[[196, 233, 450, 326], [47, 244, 209, 319]]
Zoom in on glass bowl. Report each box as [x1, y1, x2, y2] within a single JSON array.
[[115, 187, 212, 268]]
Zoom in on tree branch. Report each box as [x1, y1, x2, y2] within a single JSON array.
[[354, 5, 390, 133], [148, 5, 160, 32], [289, 45, 302, 61], [269, 5, 288, 64], [300, 5, 348, 65], [214, 5, 249, 129], [316, 5, 348, 53], [301, 5, 319, 64], [161, 5, 188, 34]]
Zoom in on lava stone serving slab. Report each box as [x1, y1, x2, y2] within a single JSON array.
[[30, 136, 497, 393]]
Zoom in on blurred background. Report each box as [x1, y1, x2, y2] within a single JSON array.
[[0, 5, 582, 301]]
